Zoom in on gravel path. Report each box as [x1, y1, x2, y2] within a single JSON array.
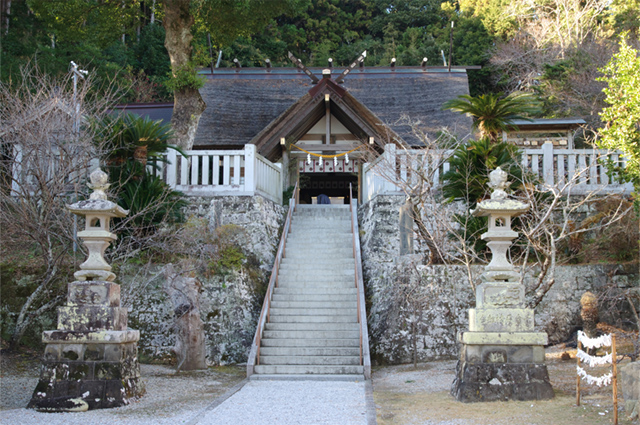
[[0, 363, 245, 425], [192, 380, 368, 425]]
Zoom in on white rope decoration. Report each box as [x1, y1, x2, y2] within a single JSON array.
[[576, 330, 614, 388], [577, 366, 613, 387], [577, 330, 612, 349], [576, 349, 612, 367]]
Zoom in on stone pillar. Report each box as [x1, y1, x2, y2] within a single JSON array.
[[451, 167, 554, 402], [28, 168, 144, 411]]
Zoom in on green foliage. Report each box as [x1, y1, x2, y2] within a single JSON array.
[[92, 114, 187, 235], [94, 113, 184, 166], [443, 92, 542, 141], [164, 63, 206, 92], [596, 36, 640, 198], [135, 23, 171, 78], [26, 0, 141, 48], [115, 165, 187, 233], [441, 138, 523, 207]]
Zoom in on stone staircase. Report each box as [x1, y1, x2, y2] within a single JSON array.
[[252, 204, 364, 378]]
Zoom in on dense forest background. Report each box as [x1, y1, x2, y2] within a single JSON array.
[[1, 0, 638, 124]]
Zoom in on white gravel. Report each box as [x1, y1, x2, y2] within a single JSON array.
[[1, 360, 369, 425], [193, 380, 368, 425], [0, 364, 245, 425]]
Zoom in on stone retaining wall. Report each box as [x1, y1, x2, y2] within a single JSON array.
[[359, 194, 639, 365], [121, 195, 285, 365]]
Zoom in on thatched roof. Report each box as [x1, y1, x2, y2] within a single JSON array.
[[195, 67, 473, 152]]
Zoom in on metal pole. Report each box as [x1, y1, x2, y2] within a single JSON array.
[[612, 334, 618, 425], [576, 339, 581, 406], [207, 33, 215, 75], [448, 21, 454, 72]]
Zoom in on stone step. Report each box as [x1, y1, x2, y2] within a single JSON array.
[[265, 322, 359, 331], [259, 346, 361, 357], [270, 301, 357, 309], [269, 307, 357, 316], [288, 230, 351, 235], [260, 338, 360, 348], [271, 293, 357, 302], [278, 263, 355, 272], [275, 280, 354, 288], [283, 246, 354, 254], [249, 374, 365, 382], [268, 315, 357, 324], [277, 273, 354, 280], [258, 355, 361, 366], [263, 329, 360, 339], [253, 365, 364, 375], [273, 287, 357, 296]]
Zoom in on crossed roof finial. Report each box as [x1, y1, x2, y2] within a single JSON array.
[[287, 51, 367, 84]]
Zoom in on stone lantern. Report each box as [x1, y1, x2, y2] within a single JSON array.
[[451, 167, 554, 402], [28, 168, 144, 412]]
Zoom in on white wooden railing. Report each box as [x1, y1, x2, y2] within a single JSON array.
[[152, 144, 282, 204], [362, 143, 634, 203]]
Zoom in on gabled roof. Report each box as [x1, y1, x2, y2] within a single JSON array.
[[507, 118, 586, 132], [194, 67, 473, 151], [251, 77, 402, 161]]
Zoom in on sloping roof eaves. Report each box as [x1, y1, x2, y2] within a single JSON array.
[[195, 70, 473, 148], [195, 79, 311, 147], [341, 73, 473, 145]]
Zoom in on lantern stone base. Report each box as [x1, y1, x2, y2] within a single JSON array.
[[28, 280, 144, 411], [27, 331, 144, 411], [451, 331, 554, 402]]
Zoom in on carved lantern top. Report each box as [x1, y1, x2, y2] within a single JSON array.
[[67, 168, 128, 223], [66, 167, 128, 281], [471, 167, 529, 221]]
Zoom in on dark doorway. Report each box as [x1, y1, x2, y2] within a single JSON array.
[[299, 173, 358, 204]]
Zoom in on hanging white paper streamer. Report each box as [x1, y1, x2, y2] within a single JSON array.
[[306, 154, 311, 165], [334, 156, 338, 168], [577, 331, 612, 349], [577, 348, 612, 367], [577, 366, 613, 387], [345, 153, 349, 164]]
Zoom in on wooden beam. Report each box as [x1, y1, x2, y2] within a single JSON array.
[[295, 142, 362, 151], [287, 52, 319, 83], [335, 51, 367, 84], [299, 134, 358, 141], [325, 94, 331, 145]]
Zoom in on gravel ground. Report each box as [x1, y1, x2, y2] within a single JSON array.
[[193, 380, 367, 425], [1, 348, 637, 425], [0, 353, 246, 425]]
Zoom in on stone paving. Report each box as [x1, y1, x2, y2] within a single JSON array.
[[190, 380, 370, 425]]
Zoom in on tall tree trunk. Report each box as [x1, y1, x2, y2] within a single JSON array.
[[162, 0, 206, 150]]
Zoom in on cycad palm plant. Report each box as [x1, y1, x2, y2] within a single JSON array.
[[441, 138, 524, 255], [443, 92, 541, 142], [95, 113, 185, 169]]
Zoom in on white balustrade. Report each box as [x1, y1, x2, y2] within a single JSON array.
[[160, 144, 282, 204], [363, 143, 634, 203]]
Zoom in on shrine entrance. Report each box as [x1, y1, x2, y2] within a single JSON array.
[[298, 172, 358, 204], [296, 155, 359, 204]]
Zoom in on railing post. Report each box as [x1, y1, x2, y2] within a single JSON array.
[[11, 145, 23, 196], [244, 144, 256, 194], [384, 144, 397, 193], [166, 149, 177, 188], [275, 163, 283, 204], [542, 142, 554, 187]]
